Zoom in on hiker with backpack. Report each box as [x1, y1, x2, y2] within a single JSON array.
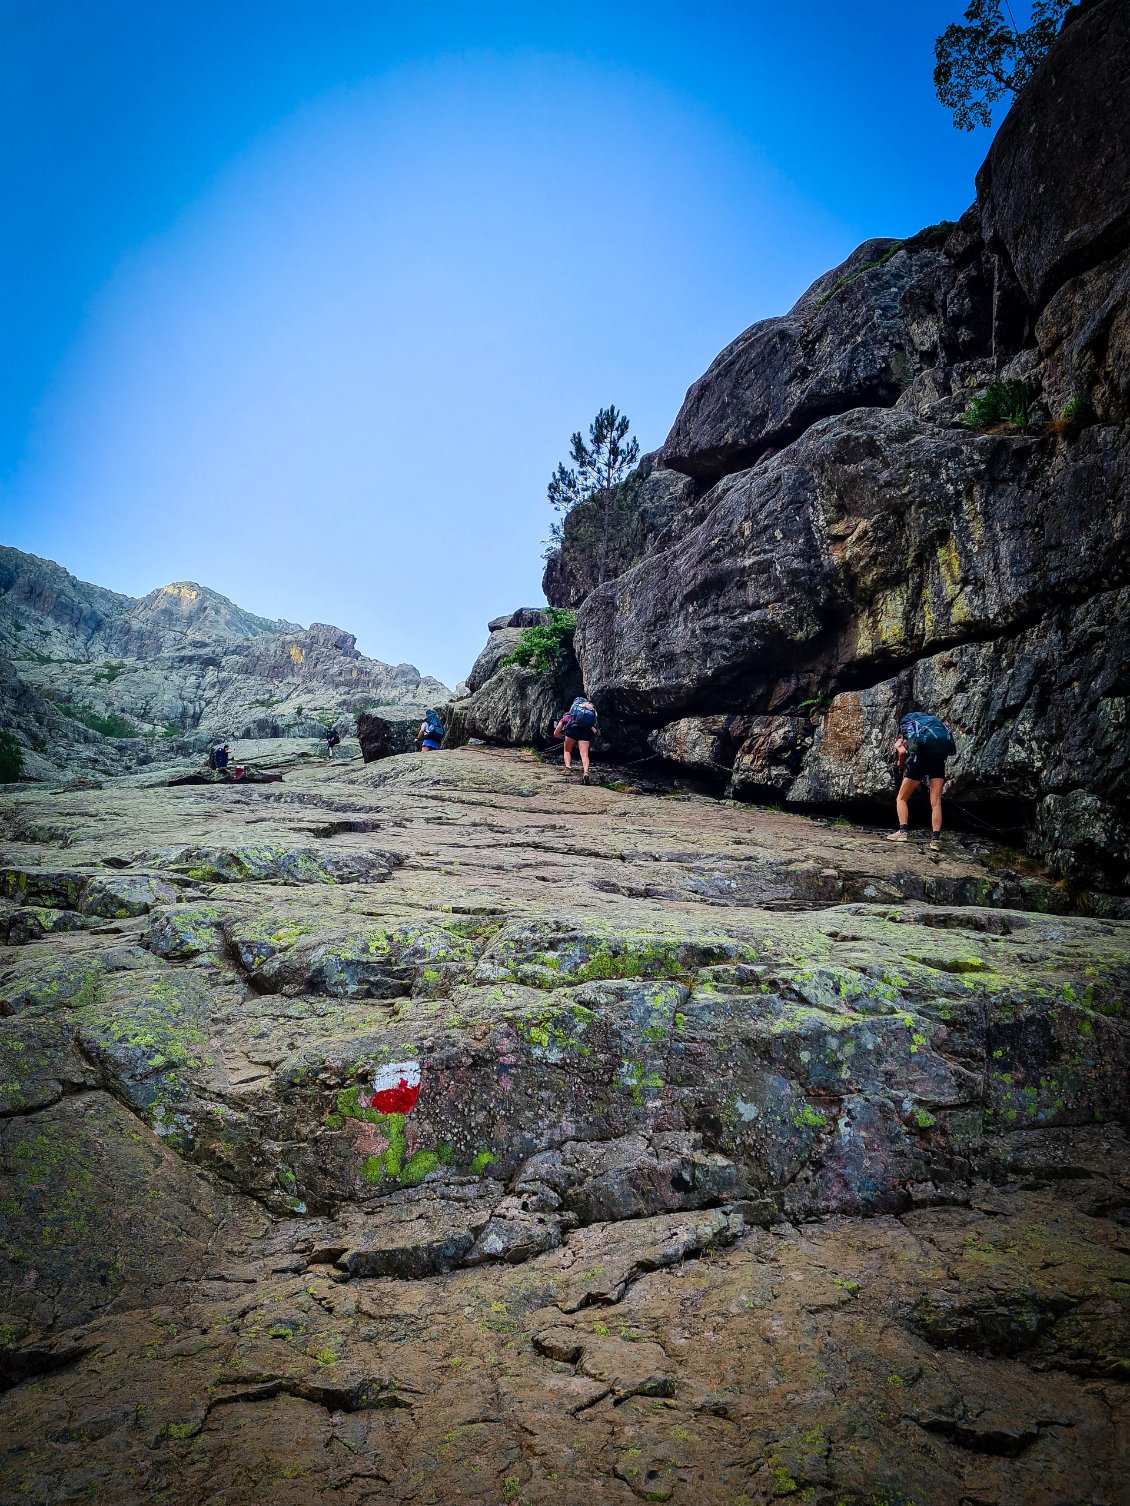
[[554, 696, 598, 784], [325, 727, 341, 760], [887, 710, 957, 849], [416, 708, 445, 752]]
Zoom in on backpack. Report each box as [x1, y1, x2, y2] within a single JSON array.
[[424, 710, 445, 739], [568, 698, 596, 734], [327, 729, 341, 747], [900, 712, 956, 758]]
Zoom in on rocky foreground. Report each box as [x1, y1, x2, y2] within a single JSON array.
[[1, 749, 1127, 1505]]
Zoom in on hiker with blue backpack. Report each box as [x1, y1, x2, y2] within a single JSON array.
[[554, 695, 598, 784], [416, 708, 445, 752], [887, 710, 957, 849]]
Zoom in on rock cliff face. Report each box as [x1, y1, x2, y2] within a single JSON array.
[[0, 547, 451, 779], [530, 0, 1130, 890]]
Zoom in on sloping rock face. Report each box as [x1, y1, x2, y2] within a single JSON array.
[[444, 609, 583, 751], [0, 547, 451, 779], [0, 749, 1127, 1502], [547, 0, 1130, 889]]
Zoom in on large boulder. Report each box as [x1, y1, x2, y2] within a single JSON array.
[[486, 607, 549, 631], [446, 665, 580, 749], [466, 627, 524, 693], [577, 409, 1130, 719], [976, 0, 1130, 311], [356, 710, 420, 762], [659, 224, 990, 487], [647, 715, 752, 778]]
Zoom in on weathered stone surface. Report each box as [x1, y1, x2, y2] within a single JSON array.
[[465, 626, 524, 692], [660, 225, 981, 487], [137, 843, 400, 886], [976, 0, 1130, 310], [1036, 245, 1130, 425], [447, 663, 581, 749], [579, 411, 1129, 720], [355, 709, 420, 762], [0, 750, 1126, 1500], [487, 607, 549, 631], [647, 715, 752, 777]]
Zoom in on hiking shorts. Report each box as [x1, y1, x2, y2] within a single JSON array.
[[905, 753, 947, 782], [566, 723, 595, 743]]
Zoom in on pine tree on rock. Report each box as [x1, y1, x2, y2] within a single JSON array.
[[546, 405, 640, 583]]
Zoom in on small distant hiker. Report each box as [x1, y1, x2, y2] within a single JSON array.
[[326, 727, 342, 760], [554, 695, 598, 784], [887, 710, 957, 849], [212, 742, 231, 772], [417, 708, 445, 752]]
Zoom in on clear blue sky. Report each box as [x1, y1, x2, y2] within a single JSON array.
[[2, 0, 1001, 686]]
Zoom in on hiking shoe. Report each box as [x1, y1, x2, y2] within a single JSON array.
[[885, 830, 909, 843], [582, 773, 590, 786]]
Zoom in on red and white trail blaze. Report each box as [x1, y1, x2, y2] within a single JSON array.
[[367, 1059, 421, 1115]]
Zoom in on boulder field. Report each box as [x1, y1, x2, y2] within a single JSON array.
[[458, 0, 1130, 893], [0, 747, 1127, 1503]]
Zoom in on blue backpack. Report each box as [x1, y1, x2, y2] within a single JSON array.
[[568, 698, 597, 734], [900, 712, 956, 758], [424, 710, 445, 739]]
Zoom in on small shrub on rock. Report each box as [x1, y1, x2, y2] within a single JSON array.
[[502, 608, 578, 678], [962, 379, 1030, 431]]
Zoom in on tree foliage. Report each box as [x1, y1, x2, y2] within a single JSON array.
[[547, 405, 639, 517], [545, 405, 640, 579], [933, 0, 1070, 130]]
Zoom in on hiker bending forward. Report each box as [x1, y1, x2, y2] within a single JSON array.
[[887, 711, 957, 849], [555, 696, 598, 784]]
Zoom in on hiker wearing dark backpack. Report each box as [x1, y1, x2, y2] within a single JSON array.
[[554, 696, 598, 784], [326, 727, 341, 760], [887, 711, 957, 849], [417, 708, 445, 752]]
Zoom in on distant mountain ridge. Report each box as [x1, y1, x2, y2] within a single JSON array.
[[0, 545, 450, 779]]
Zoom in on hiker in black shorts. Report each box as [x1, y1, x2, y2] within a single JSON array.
[[554, 696, 598, 784], [886, 711, 957, 849]]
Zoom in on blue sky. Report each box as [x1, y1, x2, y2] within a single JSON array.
[[2, 1, 1000, 686]]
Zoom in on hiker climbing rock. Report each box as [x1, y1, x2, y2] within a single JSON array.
[[211, 742, 231, 772], [554, 695, 598, 784], [887, 711, 957, 849], [416, 708, 445, 751]]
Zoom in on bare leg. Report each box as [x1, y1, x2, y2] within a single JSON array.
[[577, 739, 590, 777], [928, 777, 944, 834], [563, 737, 575, 769], [896, 776, 920, 827]]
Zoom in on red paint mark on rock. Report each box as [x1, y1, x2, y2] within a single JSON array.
[[367, 1059, 421, 1115]]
